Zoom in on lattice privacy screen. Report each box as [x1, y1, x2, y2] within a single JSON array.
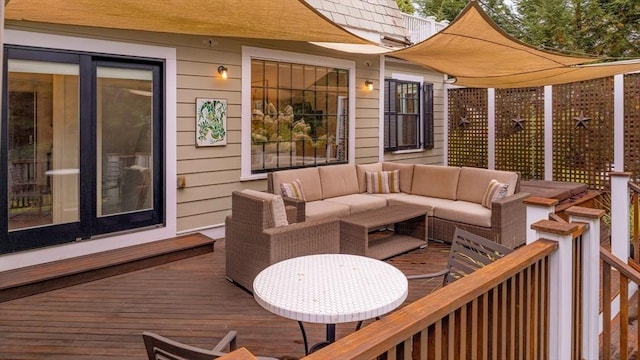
[[448, 88, 488, 168], [625, 73, 640, 183], [552, 78, 614, 191], [495, 87, 545, 180]]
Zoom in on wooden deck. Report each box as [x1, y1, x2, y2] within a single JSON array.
[[0, 237, 451, 360]]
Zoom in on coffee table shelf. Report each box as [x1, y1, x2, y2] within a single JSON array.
[[340, 205, 428, 260]]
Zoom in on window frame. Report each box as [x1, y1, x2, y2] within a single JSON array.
[[384, 73, 434, 153], [240, 46, 356, 180]]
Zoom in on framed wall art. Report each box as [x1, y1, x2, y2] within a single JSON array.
[[196, 98, 227, 146]]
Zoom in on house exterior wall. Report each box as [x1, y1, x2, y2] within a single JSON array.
[[1, 21, 445, 268]]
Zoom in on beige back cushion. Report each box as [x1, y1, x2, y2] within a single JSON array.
[[271, 167, 322, 201], [356, 163, 383, 193], [319, 164, 359, 199], [411, 165, 461, 200], [241, 189, 288, 227], [457, 167, 518, 204], [382, 162, 415, 193]]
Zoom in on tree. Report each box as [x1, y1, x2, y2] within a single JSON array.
[[395, 0, 416, 14], [414, 0, 468, 21]]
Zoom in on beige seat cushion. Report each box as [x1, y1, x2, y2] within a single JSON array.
[[356, 163, 383, 193], [456, 167, 518, 204], [387, 194, 451, 216], [241, 189, 288, 227], [305, 200, 351, 220], [382, 162, 415, 193], [270, 167, 322, 201], [433, 200, 491, 228], [324, 194, 387, 214], [319, 164, 359, 199], [411, 165, 461, 200]]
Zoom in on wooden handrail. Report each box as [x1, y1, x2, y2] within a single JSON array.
[[303, 239, 558, 359], [600, 246, 640, 284], [628, 180, 640, 194]]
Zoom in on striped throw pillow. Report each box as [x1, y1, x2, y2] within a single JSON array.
[[280, 179, 305, 200], [366, 170, 400, 194], [481, 179, 509, 208]]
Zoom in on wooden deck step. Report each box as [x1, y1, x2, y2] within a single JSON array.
[[0, 233, 215, 303]]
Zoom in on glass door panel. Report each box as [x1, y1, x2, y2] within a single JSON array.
[[7, 59, 80, 231], [96, 67, 153, 217]]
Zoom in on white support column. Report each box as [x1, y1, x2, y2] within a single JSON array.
[[524, 197, 558, 244], [443, 83, 450, 166], [610, 172, 631, 260], [567, 206, 606, 360], [488, 88, 495, 170], [532, 219, 578, 360], [544, 86, 553, 180], [614, 74, 624, 172]]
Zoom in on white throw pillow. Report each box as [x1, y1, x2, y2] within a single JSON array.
[[241, 189, 288, 227]]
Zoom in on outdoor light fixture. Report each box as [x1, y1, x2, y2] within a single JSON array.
[[217, 65, 228, 79], [365, 80, 373, 91]]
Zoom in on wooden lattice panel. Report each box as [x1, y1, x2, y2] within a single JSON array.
[[448, 88, 488, 168], [624, 73, 640, 183], [495, 87, 545, 180], [552, 78, 614, 190]]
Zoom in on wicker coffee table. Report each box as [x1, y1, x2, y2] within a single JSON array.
[[340, 205, 428, 259]]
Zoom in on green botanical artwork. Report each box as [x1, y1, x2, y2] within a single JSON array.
[[196, 98, 227, 146]]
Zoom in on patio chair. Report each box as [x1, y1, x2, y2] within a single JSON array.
[[225, 190, 340, 293], [9, 163, 43, 215], [142, 331, 278, 360], [407, 228, 513, 287]]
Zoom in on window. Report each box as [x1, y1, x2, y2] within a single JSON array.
[[244, 48, 354, 176], [384, 78, 434, 152], [2, 45, 164, 253]]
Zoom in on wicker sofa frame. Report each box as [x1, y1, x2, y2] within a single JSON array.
[[225, 190, 340, 292]]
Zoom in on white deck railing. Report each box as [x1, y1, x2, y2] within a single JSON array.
[[401, 13, 449, 44]]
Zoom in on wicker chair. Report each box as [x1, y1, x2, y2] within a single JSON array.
[[407, 228, 513, 287], [225, 190, 340, 293], [142, 331, 278, 360]]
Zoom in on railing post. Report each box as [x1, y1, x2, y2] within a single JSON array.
[[531, 219, 578, 360], [566, 206, 606, 360], [610, 172, 631, 260], [524, 197, 559, 244]]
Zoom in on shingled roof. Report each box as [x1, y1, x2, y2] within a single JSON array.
[[305, 0, 410, 46]]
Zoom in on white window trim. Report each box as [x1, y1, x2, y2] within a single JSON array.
[[1, 29, 177, 271], [388, 72, 426, 153], [240, 46, 356, 180]]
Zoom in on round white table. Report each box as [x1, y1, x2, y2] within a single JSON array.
[[253, 254, 408, 354]]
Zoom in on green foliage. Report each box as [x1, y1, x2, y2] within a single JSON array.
[[395, 0, 416, 14], [415, 0, 467, 21]]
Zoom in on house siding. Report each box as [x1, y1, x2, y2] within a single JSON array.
[[3, 21, 445, 244]]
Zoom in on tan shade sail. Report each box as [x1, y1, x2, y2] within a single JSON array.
[[391, 1, 640, 88], [4, 0, 371, 44]]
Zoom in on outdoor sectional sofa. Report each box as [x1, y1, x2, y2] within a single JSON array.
[[267, 162, 530, 249]]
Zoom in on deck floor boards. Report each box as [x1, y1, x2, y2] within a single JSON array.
[[0, 237, 450, 359]]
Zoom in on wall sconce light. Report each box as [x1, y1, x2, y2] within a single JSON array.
[[217, 65, 228, 79], [365, 80, 373, 91]]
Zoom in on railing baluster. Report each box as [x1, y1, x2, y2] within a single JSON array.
[[620, 276, 629, 360]]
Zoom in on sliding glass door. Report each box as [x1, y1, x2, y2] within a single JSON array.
[[1, 47, 163, 254]]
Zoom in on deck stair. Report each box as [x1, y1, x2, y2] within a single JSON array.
[[0, 233, 215, 303]]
